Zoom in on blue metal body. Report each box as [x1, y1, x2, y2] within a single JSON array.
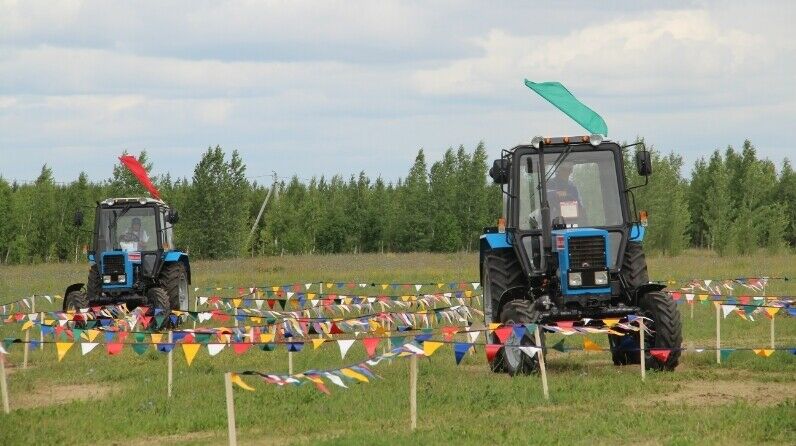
[[90, 249, 190, 292], [480, 232, 512, 249], [552, 228, 611, 296], [629, 223, 645, 242]]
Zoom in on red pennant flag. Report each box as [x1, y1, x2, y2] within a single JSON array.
[[485, 344, 501, 364], [650, 349, 671, 363], [330, 322, 343, 335], [232, 343, 252, 355], [738, 296, 751, 305], [442, 326, 459, 342], [671, 292, 682, 301], [494, 326, 513, 344], [119, 155, 161, 199], [313, 381, 331, 395], [106, 343, 124, 355], [363, 337, 380, 357], [556, 321, 575, 329]]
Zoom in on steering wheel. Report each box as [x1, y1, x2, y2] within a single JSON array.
[[119, 232, 140, 243]]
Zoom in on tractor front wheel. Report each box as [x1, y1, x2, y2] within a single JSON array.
[[499, 300, 543, 376], [63, 290, 89, 311], [482, 249, 526, 373]]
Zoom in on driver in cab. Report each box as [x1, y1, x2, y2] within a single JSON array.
[[119, 217, 149, 250], [546, 161, 583, 225]]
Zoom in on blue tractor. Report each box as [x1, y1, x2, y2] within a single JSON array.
[[64, 198, 191, 315], [480, 135, 681, 375]]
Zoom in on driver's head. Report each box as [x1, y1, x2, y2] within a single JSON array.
[[556, 162, 574, 180], [131, 217, 141, 232]]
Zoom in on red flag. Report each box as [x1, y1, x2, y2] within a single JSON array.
[[494, 326, 512, 344], [119, 155, 161, 200], [485, 344, 501, 364], [363, 337, 380, 357], [650, 349, 671, 363]]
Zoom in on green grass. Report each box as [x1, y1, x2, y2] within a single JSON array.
[[0, 250, 794, 445]]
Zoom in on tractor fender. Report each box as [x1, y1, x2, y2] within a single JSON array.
[[478, 234, 512, 285], [163, 252, 191, 284], [635, 283, 666, 302], [65, 283, 84, 297]]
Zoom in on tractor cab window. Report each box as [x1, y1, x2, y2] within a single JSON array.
[[519, 150, 623, 230], [97, 206, 159, 253]]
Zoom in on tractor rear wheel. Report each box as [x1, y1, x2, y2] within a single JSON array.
[[63, 290, 89, 311], [147, 287, 172, 330], [499, 300, 543, 376], [609, 291, 682, 370], [160, 262, 189, 311], [482, 249, 526, 373], [86, 264, 102, 302]]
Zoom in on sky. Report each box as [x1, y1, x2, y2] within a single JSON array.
[[1, 0, 794, 184]]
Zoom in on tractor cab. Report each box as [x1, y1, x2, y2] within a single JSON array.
[[65, 197, 190, 314]]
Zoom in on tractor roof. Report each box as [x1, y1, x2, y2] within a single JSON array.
[[100, 197, 168, 207], [508, 134, 616, 153]]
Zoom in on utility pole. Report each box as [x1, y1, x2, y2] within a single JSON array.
[[247, 172, 278, 253]]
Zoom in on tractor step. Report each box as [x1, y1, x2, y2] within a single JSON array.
[[537, 305, 640, 323]]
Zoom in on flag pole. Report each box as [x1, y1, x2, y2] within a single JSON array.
[[224, 373, 238, 446]]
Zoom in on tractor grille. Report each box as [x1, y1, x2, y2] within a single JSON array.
[[103, 254, 126, 275], [568, 236, 606, 269]]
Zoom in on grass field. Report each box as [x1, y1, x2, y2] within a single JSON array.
[[0, 250, 794, 445]]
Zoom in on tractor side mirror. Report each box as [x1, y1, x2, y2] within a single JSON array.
[[73, 210, 84, 227], [489, 159, 510, 184], [635, 151, 652, 176], [167, 209, 180, 224]]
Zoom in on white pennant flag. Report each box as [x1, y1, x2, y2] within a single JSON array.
[[721, 304, 737, 318], [471, 282, 480, 290], [207, 343, 225, 356], [519, 346, 541, 358], [305, 283, 313, 290], [685, 294, 694, 302], [198, 312, 213, 323], [44, 295, 53, 304], [467, 331, 480, 343], [337, 339, 355, 359], [199, 296, 208, 305], [81, 342, 99, 355], [325, 372, 348, 388], [415, 284, 422, 292], [254, 299, 264, 310], [0, 345, 7, 355]]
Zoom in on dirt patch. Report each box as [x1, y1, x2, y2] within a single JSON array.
[[628, 380, 796, 408], [12, 382, 116, 410], [125, 431, 219, 446]]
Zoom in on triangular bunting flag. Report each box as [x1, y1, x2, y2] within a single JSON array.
[[423, 341, 443, 357], [56, 342, 73, 361], [182, 343, 201, 366]]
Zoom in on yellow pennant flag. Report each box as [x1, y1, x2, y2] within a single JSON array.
[[231, 373, 255, 391], [340, 367, 369, 383], [311, 338, 326, 350], [21, 320, 33, 331], [602, 318, 620, 327], [488, 323, 501, 331], [765, 307, 780, 318], [231, 298, 242, 308], [753, 349, 774, 358], [423, 341, 444, 357], [182, 343, 201, 366], [583, 338, 602, 352], [698, 294, 708, 301], [260, 333, 275, 343], [150, 333, 163, 344], [56, 342, 73, 361], [86, 329, 100, 342]]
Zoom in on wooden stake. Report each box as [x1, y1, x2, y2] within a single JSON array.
[[288, 351, 293, 375], [715, 303, 721, 364], [639, 319, 646, 382], [39, 311, 44, 350], [770, 314, 775, 349], [534, 327, 549, 400], [690, 302, 694, 320], [23, 296, 34, 369], [224, 373, 238, 446], [192, 296, 198, 330], [167, 331, 174, 398], [409, 354, 417, 431], [0, 352, 9, 414]]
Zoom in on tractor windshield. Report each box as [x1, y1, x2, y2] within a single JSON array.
[[519, 150, 623, 230], [96, 206, 158, 253]]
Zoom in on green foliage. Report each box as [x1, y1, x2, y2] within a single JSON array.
[[0, 138, 794, 263]]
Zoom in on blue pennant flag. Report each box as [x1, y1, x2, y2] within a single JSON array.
[[454, 342, 473, 365]]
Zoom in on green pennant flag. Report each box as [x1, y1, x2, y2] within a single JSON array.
[[132, 333, 148, 355], [720, 348, 735, 362], [85, 320, 97, 329], [195, 333, 212, 344], [524, 80, 608, 136], [551, 338, 567, 353], [72, 328, 84, 342]]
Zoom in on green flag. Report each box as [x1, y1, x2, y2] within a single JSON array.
[[524, 80, 608, 136]]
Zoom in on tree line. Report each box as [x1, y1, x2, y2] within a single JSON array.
[[0, 139, 793, 264]]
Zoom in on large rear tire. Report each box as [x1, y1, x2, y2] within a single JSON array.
[[499, 300, 543, 376], [86, 264, 103, 302], [159, 262, 189, 311], [610, 241, 650, 365], [482, 249, 526, 373], [610, 291, 682, 370], [63, 290, 89, 311]]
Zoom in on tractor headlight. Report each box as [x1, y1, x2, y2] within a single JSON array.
[[117, 275, 126, 283], [568, 272, 582, 287], [595, 271, 608, 285], [103, 275, 112, 284]]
